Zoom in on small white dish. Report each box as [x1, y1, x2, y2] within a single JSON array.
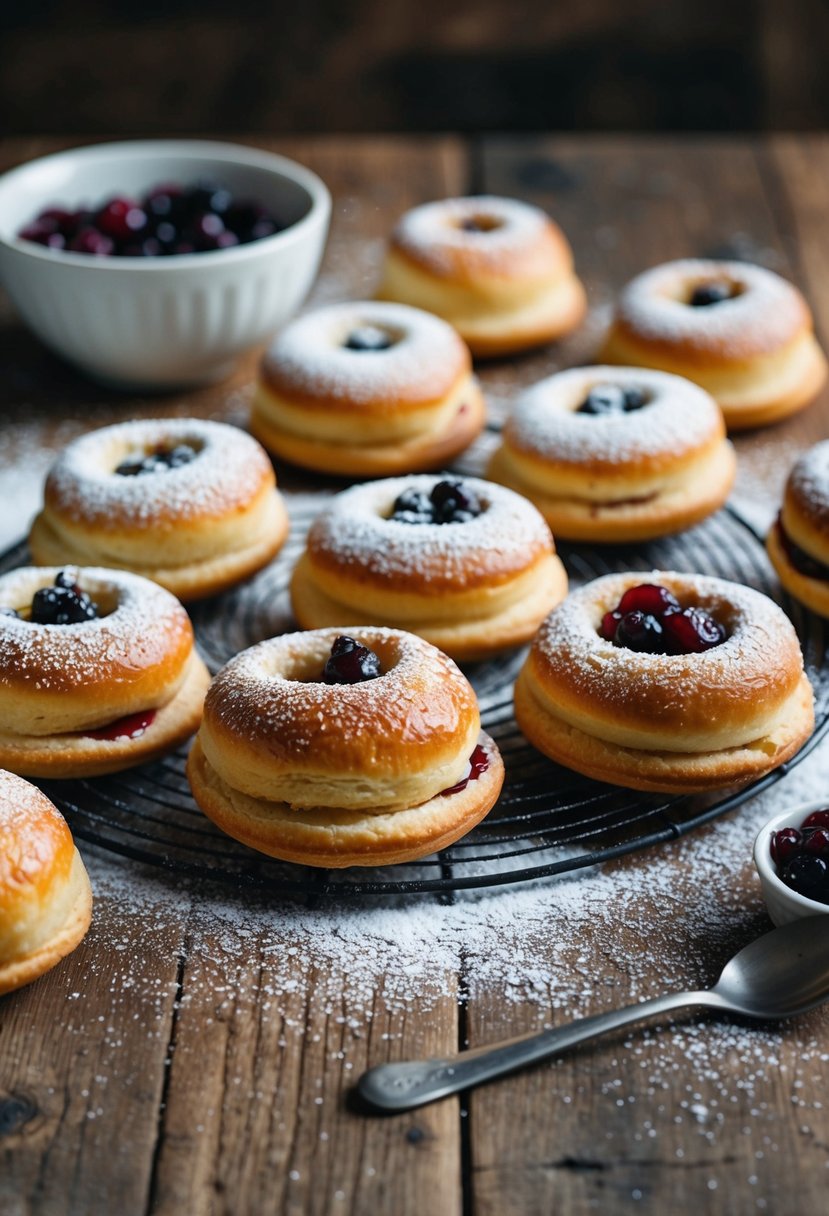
[[753, 799, 829, 925], [0, 139, 331, 389]]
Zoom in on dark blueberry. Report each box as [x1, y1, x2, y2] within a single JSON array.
[[429, 479, 482, 524], [173, 241, 196, 255], [780, 853, 829, 902], [600, 610, 622, 642], [146, 186, 183, 220], [689, 281, 732, 307], [771, 827, 803, 867], [31, 579, 99, 625], [322, 635, 382, 685], [618, 583, 681, 618], [191, 180, 232, 215], [390, 486, 433, 524], [614, 610, 665, 653], [622, 386, 648, 410], [662, 606, 727, 655], [802, 809, 829, 830], [578, 385, 627, 415], [114, 444, 198, 476], [154, 221, 179, 247], [0, 606, 19, 618], [250, 217, 278, 240], [344, 325, 393, 352]]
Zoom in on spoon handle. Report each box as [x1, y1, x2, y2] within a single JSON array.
[[358, 988, 723, 1113]]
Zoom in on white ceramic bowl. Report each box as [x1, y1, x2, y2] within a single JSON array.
[[0, 140, 331, 389], [753, 799, 829, 925]]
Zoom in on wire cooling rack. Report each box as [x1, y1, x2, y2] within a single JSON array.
[[3, 500, 828, 900]]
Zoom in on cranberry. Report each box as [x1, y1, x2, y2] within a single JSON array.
[[802, 809, 829, 830], [771, 827, 803, 867], [18, 220, 60, 245], [614, 610, 665, 653], [618, 583, 680, 617], [780, 854, 829, 902], [31, 574, 99, 625], [662, 606, 726, 654], [96, 197, 148, 242], [69, 227, 115, 256], [689, 282, 732, 307], [600, 610, 622, 642], [38, 207, 77, 232], [322, 635, 382, 685], [344, 326, 394, 352]]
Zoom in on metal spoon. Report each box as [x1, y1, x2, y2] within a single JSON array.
[[357, 915, 829, 1114]]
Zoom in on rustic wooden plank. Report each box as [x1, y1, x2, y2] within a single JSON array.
[[462, 135, 829, 1216], [0, 860, 189, 1216]]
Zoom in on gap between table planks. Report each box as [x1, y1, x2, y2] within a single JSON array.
[[0, 135, 828, 1215]]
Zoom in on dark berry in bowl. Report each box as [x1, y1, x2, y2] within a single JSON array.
[[779, 854, 829, 902], [322, 635, 382, 685], [770, 811, 829, 906], [770, 827, 803, 868], [801, 809, 829, 830]]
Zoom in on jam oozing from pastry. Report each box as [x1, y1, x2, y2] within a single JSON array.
[[86, 709, 157, 741], [599, 582, 726, 655], [344, 325, 394, 352], [18, 181, 285, 256], [30, 571, 99, 625], [772, 813, 829, 903], [689, 281, 733, 307], [440, 744, 490, 796], [322, 635, 383, 685], [115, 443, 198, 477], [776, 516, 829, 580], [577, 384, 649, 415], [390, 479, 482, 525]]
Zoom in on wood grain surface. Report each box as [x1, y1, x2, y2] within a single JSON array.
[[1, 135, 828, 1216]]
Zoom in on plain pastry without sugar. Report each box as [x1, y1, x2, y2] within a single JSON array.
[[515, 571, 814, 793], [251, 300, 485, 477], [0, 566, 211, 778], [29, 418, 289, 601], [377, 195, 586, 358], [767, 441, 829, 617], [290, 474, 568, 660], [187, 627, 505, 867], [487, 365, 735, 543], [0, 769, 92, 996], [600, 259, 827, 430]]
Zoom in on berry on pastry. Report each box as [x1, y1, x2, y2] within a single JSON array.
[[377, 195, 586, 357], [0, 770, 93, 996], [600, 259, 827, 430], [487, 366, 735, 543], [251, 301, 485, 477], [29, 419, 289, 601], [187, 628, 505, 867], [514, 572, 814, 793], [0, 566, 211, 778], [290, 475, 568, 661], [767, 441, 829, 617]]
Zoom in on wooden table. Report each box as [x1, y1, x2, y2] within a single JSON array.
[[2, 135, 829, 1216]]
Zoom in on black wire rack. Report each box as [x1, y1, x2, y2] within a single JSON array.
[[3, 498, 828, 901]]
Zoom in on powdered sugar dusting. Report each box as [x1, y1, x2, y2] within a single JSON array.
[[46, 418, 273, 527], [307, 474, 552, 587], [507, 366, 722, 465], [0, 768, 67, 832], [392, 195, 552, 277], [261, 301, 467, 405], [616, 259, 808, 359]]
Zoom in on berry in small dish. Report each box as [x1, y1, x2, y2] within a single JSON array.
[[767, 441, 829, 618], [754, 801, 829, 925]]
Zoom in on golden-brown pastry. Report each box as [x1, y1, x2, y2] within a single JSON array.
[[251, 301, 485, 477], [767, 441, 829, 616], [0, 769, 92, 996], [29, 419, 288, 601], [187, 628, 504, 867], [290, 474, 568, 661], [487, 366, 735, 542], [601, 259, 827, 430], [378, 195, 586, 358], [515, 572, 814, 793], [0, 566, 211, 778]]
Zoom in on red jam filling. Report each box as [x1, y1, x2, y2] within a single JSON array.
[[86, 709, 157, 741], [440, 744, 489, 797]]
